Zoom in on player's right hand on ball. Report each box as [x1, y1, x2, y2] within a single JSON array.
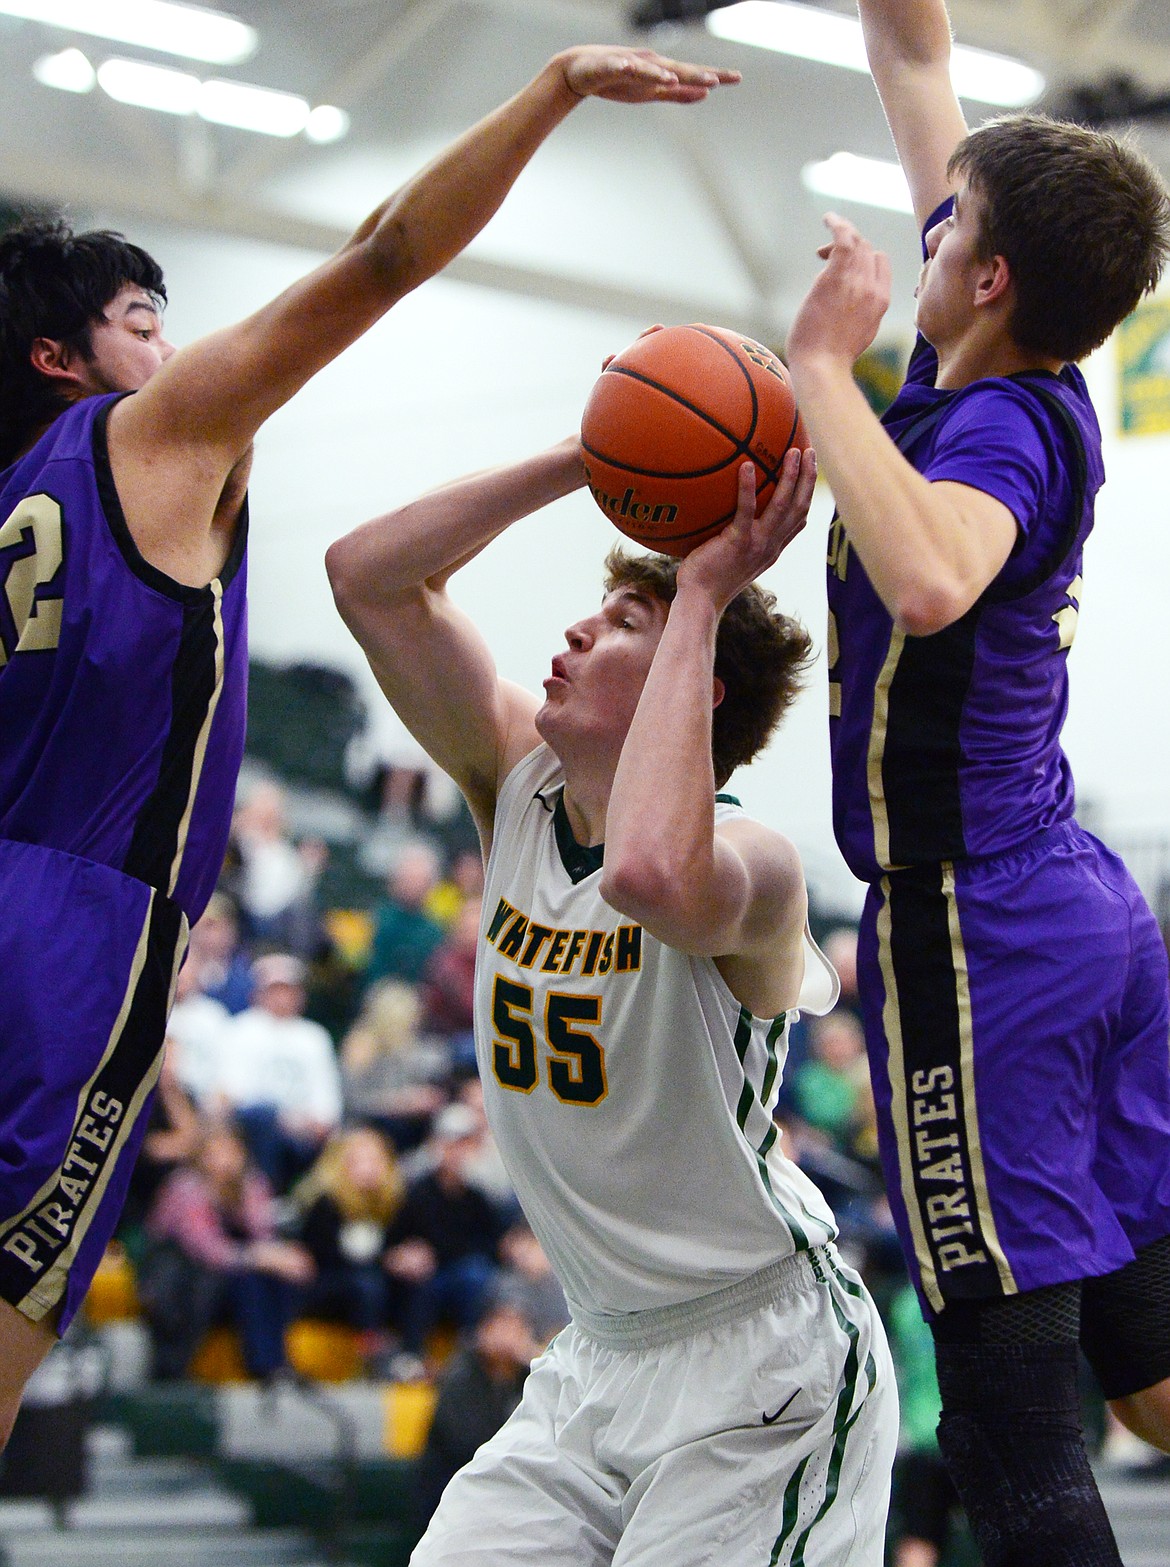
[[558, 47, 740, 105], [678, 450, 816, 609]]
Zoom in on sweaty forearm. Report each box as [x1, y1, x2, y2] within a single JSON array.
[[858, 0, 954, 72], [327, 439, 584, 611], [602, 584, 724, 920], [790, 355, 984, 633], [350, 59, 578, 298]]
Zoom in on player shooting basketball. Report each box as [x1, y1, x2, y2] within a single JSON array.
[[0, 43, 740, 1449], [784, 1, 1170, 1563], [327, 432, 899, 1563]]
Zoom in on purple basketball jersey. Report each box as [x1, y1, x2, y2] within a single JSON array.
[[0, 393, 248, 922], [0, 393, 248, 1327], [827, 206, 1104, 883]]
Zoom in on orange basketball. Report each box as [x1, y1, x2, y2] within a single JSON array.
[[580, 323, 808, 557]]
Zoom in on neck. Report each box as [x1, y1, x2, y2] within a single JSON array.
[[560, 778, 609, 848], [547, 735, 615, 847], [934, 326, 1064, 390]]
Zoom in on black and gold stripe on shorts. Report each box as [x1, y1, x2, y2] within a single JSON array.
[[874, 865, 1015, 1312]]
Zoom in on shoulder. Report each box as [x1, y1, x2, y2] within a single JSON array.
[[0, 395, 118, 495], [716, 810, 804, 882], [716, 814, 807, 929], [492, 742, 561, 837]]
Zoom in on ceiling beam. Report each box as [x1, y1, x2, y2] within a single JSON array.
[[219, 0, 458, 196], [0, 146, 768, 336]]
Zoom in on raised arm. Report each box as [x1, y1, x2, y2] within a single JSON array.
[[786, 214, 1018, 634], [109, 46, 738, 581], [601, 451, 816, 1015], [858, 0, 969, 229], [326, 438, 588, 850]]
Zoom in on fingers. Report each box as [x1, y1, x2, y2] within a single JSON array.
[[648, 52, 741, 86], [765, 445, 816, 527], [563, 46, 740, 103], [734, 454, 758, 524]]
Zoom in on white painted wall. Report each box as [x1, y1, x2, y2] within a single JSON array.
[[79, 214, 1170, 913]]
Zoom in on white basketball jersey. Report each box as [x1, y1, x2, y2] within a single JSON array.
[[475, 745, 840, 1320]]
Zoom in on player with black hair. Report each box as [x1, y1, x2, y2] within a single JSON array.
[[785, 2, 1170, 1563], [0, 43, 738, 1448]]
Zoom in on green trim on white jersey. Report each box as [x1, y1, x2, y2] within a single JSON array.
[[476, 744, 840, 1319]]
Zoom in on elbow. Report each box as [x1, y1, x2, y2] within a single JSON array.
[[599, 857, 678, 926], [325, 534, 363, 618], [892, 580, 971, 639]]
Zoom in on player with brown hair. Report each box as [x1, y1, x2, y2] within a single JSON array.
[[327, 435, 898, 1564], [785, 1, 1170, 1562]]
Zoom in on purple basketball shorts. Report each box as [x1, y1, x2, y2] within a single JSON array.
[[858, 820, 1170, 1315], [0, 838, 185, 1331]]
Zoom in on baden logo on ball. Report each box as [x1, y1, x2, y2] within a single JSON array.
[[580, 323, 808, 557]]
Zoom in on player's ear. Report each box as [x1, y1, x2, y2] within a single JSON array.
[[974, 252, 1012, 310], [712, 676, 725, 710], [30, 337, 82, 386]]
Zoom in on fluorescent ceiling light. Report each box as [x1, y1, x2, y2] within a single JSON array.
[[97, 55, 200, 113], [32, 44, 94, 91], [802, 151, 913, 213], [0, 0, 256, 64], [81, 55, 350, 141], [708, 1, 1044, 108], [305, 104, 350, 145], [200, 78, 308, 136]]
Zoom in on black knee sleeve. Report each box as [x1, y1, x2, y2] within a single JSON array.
[[1082, 1233, 1170, 1400], [931, 1291, 1121, 1567]]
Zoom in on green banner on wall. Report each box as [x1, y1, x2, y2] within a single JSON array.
[[1117, 298, 1170, 435], [854, 343, 909, 416]]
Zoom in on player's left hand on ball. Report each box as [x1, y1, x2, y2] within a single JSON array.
[[601, 323, 664, 372], [559, 47, 740, 104], [679, 447, 816, 606]]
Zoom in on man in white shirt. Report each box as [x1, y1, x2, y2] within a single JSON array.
[[220, 953, 343, 1191]]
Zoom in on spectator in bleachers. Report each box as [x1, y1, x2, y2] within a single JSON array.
[[494, 1222, 568, 1346], [139, 1118, 313, 1381], [790, 1008, 870, 1154], [292, 1125, 406, 1367], [339, 979, 449, 1153], [452, 1076, 519, 1219], [232, 778, 327, 958], [821, 924, 862, 1024], [187, 890, 254, 1015], [219, 952, 343, 1192], [408, 1294, 541, 1540], [385, 1103, 508, 1374], [776, 922, 861, 1113], [364, 840, 447, 989], [166, 949, 233, 1110], [420, 897, 481, 1074], [424, 847, 485, 931], [118, 1042, 203, 1239]]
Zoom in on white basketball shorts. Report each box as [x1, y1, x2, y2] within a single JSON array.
[[410, 1245, 897, 1566]]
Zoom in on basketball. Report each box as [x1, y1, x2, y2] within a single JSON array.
[[579, 323, 808, 557]]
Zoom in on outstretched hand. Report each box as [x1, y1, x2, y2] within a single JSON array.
[[677, 447, 817, 610], [560, 46, 740, 104], [786, 213, 892, 370]]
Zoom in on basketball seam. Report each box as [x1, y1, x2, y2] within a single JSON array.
[[581, 389, 783, 486], [583, 325, 799, 545]]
